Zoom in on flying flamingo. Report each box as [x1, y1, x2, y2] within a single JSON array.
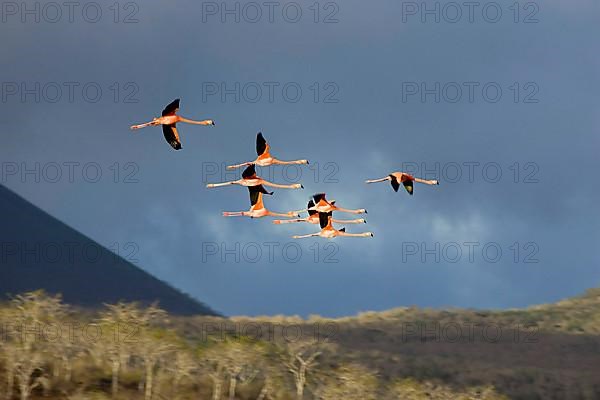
[[206, 164, 303, 190], [130, 99, 215, 150], [365, 172, 439, 195], [292, 215, 373, 239], [227, 132, 309, 169], [222, 185, 300, 218], [273, 200, 366, 225], [293, 193, 366, 215]]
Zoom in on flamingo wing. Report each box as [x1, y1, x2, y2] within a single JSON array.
[[389, 175, 400, 192], [307, 200, 317, 216], [242, 164, 257, 179], [249, 185, 273, 206], [256, 132, 268, 156], [162, 124, 182, 150], [162, 99, 180, 116], [313, 193, 327, 203], [318, 212, 331, 229], [339, 227, 346, 232], [403, 180, 414, 195]]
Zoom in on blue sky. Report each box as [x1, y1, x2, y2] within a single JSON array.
[[1, 0, 599, 316]]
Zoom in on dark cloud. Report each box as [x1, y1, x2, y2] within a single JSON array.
[[1, 0, 598, 316]]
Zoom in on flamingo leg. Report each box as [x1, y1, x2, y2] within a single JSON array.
[[178, 117, 215, 126], [271, 158, 309, 166], [261, 180, 303, 190], [291, 208, 309, 215], [414, 177, 440, 185], [226, 161, 255, 170], [292, 233, 320, 239], [273, 218, 307, 224], [267, 211, 301, 218], [222, 211, 246, 217], [337, 231, 374, 238], [206, 181, 239, 188], [335, 207, 367, 215], [365, 177, 391, 184], [332, 218, 366, 224], [130, 120, 158, 130]]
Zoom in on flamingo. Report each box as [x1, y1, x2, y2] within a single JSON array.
[[273, 200, 366, 225], [227, 132, 309, 169], [292, 215, 373, 239], [206, 164, 303, 190], [222, 185, 300, 218], [365, 172, 439, 195], [130, 99, 215, 150], [293, 193, 366, 215]]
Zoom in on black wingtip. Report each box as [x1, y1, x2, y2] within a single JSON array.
[[365, 209, 368, 214], [300, 184, 304, 189]]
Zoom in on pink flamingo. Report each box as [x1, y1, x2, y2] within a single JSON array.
[[227, 132, 309, 169], [223, 185, 300, 218], [206, 164, 303, 190], [365, 172, 439, 195], [292, 215, 373, 239], [130, 99, 214, 150], [273, 200, 366, 225], [293, 193, 366, 215]]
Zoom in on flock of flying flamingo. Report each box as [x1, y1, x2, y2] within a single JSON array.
[[131, 99, 440, 239]]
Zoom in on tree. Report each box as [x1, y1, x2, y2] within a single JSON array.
[[164, 347, 198, 399], [135, 328, 175, 400], [96, 302, 165, 398], [2, 291, 65, 400], [282, 340, 325, 400], [387, 378, 509, 400], [201, 339, 260, 400], [315, 363, 378, 400], [255, 348, 285, 400]]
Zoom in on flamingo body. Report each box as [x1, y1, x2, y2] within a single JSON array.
[[292, 216, 373, 239], [222, 185, 299, 219], [130, 98, 215, 150], [227, 132, 308, 169], [207, 164, 303, 190], [366, 172, 439, 195]]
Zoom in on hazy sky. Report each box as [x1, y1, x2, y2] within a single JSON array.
[[1, 0, 599, 316]]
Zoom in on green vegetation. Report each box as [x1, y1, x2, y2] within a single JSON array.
[[2, 289, 600, 399]]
